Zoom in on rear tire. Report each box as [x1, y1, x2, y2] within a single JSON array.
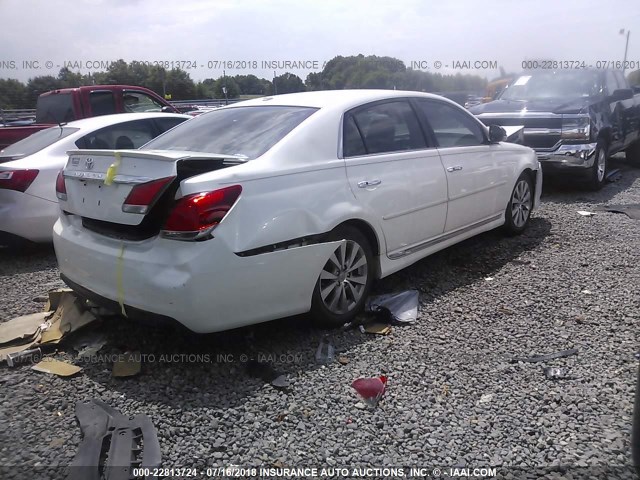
[[310, 226, 374, 328], [503, 172, 533, 236], [587, 142, 608, 191]]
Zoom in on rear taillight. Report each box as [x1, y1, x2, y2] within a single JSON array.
[[122, 176, 175, 214], [55, 170, 67, 200], [0, 169, 39, 193], [161, 185, 242, 241]]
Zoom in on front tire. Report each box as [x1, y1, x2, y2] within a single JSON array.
[[503, 172, 533, 236], [311, 226, 374, 327], [588, 142, 608, 191]]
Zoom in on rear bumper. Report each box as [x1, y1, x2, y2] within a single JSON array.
[[0, 190, 58, 243], [53, 214, 341, 333], [536, 142, 597, 172]]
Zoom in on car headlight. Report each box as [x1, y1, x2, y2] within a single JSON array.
[[561, 116, 590, 141]]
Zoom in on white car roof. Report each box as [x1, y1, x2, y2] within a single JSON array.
[[229, 89, 449, 110], [60, 112, 191, 130]]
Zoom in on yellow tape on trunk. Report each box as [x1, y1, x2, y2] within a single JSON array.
[[104, 152, 122, 186], [116, 243, 128, 317]]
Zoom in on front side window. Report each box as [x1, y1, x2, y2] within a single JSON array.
[[123, 91, 164, 112], [143, 106, 317, 160], [350, 100, 426, 155], [416, 100, 485, 148]]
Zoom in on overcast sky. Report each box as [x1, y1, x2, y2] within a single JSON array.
[[1, 0, 639, 83]]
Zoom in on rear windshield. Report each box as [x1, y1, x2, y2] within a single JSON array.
[[142, 105, 317, 159], [36, 93, 75, 123], [0, 126, 79, 157]]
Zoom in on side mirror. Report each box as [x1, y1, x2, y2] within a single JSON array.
[[488, 124, 507, 143], [161, 105, 175, 113], [610, 88, 633, 101]]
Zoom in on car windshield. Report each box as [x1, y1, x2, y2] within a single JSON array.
[[500, 71, 603, 101], [142, 105, 317, 159], [0, 126, 79, 157]]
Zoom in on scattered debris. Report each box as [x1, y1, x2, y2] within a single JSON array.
[[0, 311, 50, 345], [581, 289, 593, 295], [485, 277, 494, 281], [315, 336, 335, 364], [577, 210, 596, 217], [358, 325, 366, 334], [40, 291, 97, 344], [364, 323, 392, 335], [479, 393, 494, 404], [441, 384, 450, 396], [6, 347, 42, 367], [67, 400, 161, 480], [71, 331, 108, 359], [351, 375, 388, 408], [337, 355, 349, 365], [112, 351, 141, 378], [595, 203, 640, 220], [543, 366, 572, 380], [365, 290, 419, 324], [498, 306, 516, 315], [510, 348, 578, 364], [32, 359, 82, 377], [605, 168, 622, 183], [246, 360, 290, 390]]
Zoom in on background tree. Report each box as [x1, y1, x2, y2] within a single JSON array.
[[0, 79, 27, 109], [24, 75, 62, 106], [273, 73, 305, 94], [213, 77, 240, 99]]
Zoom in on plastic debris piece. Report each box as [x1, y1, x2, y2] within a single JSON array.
[[510, 348, 578, 364], [581, 289, 593, 294], [338, 355, 349, 365], [485, 277, 494, 281], [543, 366, 571, 380], [595, 203, 640, 220], [67, 399, 161, 480], [315, 336, 335, 364], [112, 351, 141, 378], [364, 323, 392, 335], [365, 290, 419, 324], [271, 375, 290, 389], [358, 325, 366, 334], [351, 375, 388, 407], [32, 359, 82, 377], [70, 331, 108, 359], [6, 347, 42, 367], [577, 210, 596, 217]]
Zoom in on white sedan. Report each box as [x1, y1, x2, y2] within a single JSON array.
[[0, 112, 190, 245], [53, 90, 542, 332]]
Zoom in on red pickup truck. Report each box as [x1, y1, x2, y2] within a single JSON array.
[[0, 85, 179, 150]]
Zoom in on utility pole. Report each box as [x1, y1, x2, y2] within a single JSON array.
[[621, 29, 631, 73], [223, 69, 228, 105], [273, 70, 277, 95]]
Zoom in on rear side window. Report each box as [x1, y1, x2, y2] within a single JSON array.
[[1, 126, 79, 156], [350, 100, 426, 155], [416, 100, 485, 147], [35, 93, 75, 123], [153, 117, 189, 133], [143, 106, 317, 159], [343, 115, 366, 157], [76, 120, 155, 149], [89, 91, 116, 116]]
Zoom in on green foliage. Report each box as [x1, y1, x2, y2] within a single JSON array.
[[0, 79, 27, 109], [273, 73, 305, 94], [213, 77, 240, 99], [628, 69, 640, 86]]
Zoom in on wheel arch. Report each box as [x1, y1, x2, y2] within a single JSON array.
[[331, 218, 382, 278]]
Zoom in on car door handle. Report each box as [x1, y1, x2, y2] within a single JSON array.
[[358, 179, 382, 188], [446, 166, 463, 172]]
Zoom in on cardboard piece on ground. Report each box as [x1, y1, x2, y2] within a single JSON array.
[[364, 323, 392, 335], [44, 288, 73, 312], [112, 352, 141, 378], [0, 311, 50, 345], [32, 359, 82, 377], [40, 292, 97, 344]]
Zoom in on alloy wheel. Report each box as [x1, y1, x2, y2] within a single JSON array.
[[596, 149, 606, 182], [511, 179, 532, 229], [319, 240, 368, 315]]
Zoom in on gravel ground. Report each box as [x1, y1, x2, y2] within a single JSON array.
[[0, 159, 638, 480]]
